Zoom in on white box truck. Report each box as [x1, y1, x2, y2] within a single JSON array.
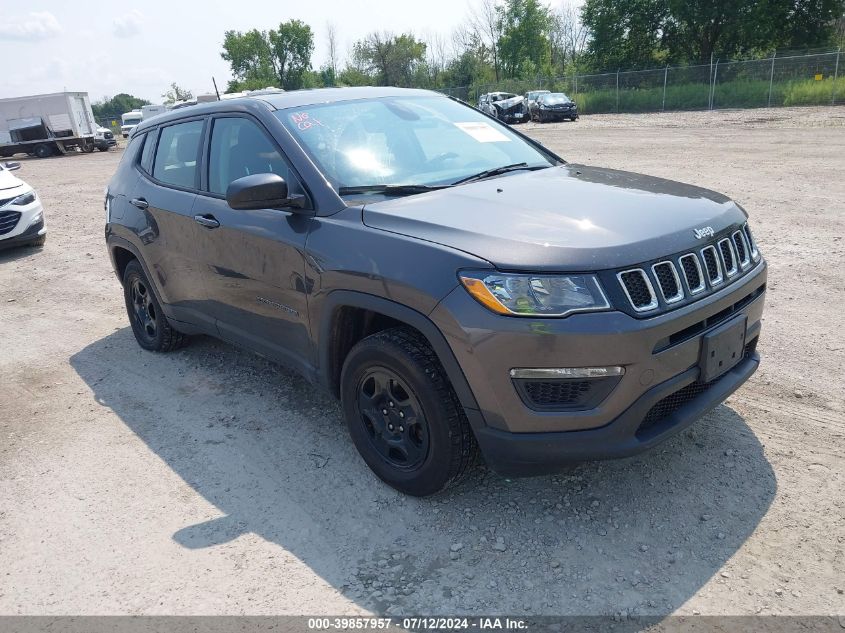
[[121, 105, 167, 138], [0, 91, 98, 158]]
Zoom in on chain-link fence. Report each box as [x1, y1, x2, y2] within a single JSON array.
[[444, 50, 843, 115]]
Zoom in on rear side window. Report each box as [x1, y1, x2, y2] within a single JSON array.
[[152, 120, 204, 189], [207, 117, 301, 196]]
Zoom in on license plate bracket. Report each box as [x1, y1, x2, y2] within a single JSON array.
[[699, 316, 747, 382]]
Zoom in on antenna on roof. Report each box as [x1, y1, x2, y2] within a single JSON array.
[[212, 77, 221, 101]]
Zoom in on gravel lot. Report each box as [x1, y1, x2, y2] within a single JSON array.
[[1, 106, 843, 617]]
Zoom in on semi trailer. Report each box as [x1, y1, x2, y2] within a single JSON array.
[[0, 92, 98, 158]]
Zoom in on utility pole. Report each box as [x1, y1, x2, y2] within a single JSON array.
[[662, 65, 668, 112]]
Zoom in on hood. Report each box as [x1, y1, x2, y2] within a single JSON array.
[[0, 168, 25, 192], [495, 95, 524, 110], [362, 164, 747, 271]]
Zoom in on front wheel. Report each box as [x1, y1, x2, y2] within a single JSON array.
[[122, 259, 187, 352], [340, 327, 477, 496], [34, 144, 54, 159]]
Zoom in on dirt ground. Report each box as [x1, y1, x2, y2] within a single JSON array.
[[0, 106, 843, 618]]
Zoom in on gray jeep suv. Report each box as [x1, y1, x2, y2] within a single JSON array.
[[105, 87, 766, 496]]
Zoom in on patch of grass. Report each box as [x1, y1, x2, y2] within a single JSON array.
[[568, 75, 844, 114]]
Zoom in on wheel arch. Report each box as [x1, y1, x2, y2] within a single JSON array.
[[317, 291, 480, 414]]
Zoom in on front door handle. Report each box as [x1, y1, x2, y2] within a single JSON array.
[[194, 214, 220, 229], [130, 198, 148, 209]]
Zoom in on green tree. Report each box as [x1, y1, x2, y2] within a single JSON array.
[[162, 83, 193, 104], [221, 28, 277, 91], [352, 32, 427, 86], [92, 93, 150, 118], [497, 0, 554, 78], [268, 19, 315, 89], [581, 0, 668, 70], [221, 20, 314, 91], [582, 0, 845, 71]]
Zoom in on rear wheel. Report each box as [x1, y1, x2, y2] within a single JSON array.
[[122, 259, 187, 352], [80, 140, 95, 153], [340, 327, 477, 496]]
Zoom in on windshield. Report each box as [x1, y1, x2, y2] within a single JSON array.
[[122, 117, 142, 126], [276, 96, 555, 192], [541, 94, 572, 104]]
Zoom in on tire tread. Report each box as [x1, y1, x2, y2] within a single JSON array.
[[358, 326, 478, 493]]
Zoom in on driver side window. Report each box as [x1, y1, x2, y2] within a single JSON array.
[[207, 117, 302, 197]]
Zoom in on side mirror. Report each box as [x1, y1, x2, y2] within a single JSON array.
[[225, 173, 307, 212], [4, 161, 21, 171]]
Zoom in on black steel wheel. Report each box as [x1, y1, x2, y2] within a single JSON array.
[[356, 367, 430, 471], [340, 327, 477, 496], [122, 259, 187, 352]]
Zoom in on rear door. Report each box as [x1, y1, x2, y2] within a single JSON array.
[[133, 117, 214, 329], [191, 114, 314, 373]]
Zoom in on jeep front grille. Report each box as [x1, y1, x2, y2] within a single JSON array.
[[652, 261, 684, 303], [701, 246, 723, 285], [732, 230, 750, 269], [679, 253, 706, 294], [617, 269, 658, 311], [718, 238, 737, 276], [612, 223, 761, 316]]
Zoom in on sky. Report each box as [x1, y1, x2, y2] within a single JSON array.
[[0, 0, 560, 104]]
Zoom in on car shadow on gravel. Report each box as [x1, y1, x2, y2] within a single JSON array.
[[71, 328, 776, 618]]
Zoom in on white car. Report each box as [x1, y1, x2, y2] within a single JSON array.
[[0, 161, 46, 249]]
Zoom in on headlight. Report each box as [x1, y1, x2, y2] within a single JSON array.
[[459, 271, 610, 317], [12, 191, 36, 206]]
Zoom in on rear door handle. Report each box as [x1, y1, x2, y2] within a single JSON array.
[[130, 198, 148, 209], [194, 214, 220, 229]]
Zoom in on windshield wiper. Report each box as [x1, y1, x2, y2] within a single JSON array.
[[338, 184, 450, 196], [451, 162, 548, 185]]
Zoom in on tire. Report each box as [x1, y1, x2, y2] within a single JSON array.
[[81, 140, 94, 153], [34, 144, 54, 159], [28, 234, 46, 247], [340, 326, 477, 496], [122, 259, 187, 352], [97, 146, 110, 152]]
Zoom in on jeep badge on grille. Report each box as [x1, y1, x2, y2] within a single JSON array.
[[694, 226, 715, 239]]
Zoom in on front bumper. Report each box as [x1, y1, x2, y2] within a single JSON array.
[[473, 344, 758, 475], [430, 260, 766, 473], [0, 192, 45, 249], [539, 108, 578, 120], [0, 217, 45, 250]]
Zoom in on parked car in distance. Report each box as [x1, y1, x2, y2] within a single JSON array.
[[478, 92, 527, 124], [532, 92, 578, 122], [524, 89, 551, 116], [94, 125, 117, 151], [0, 161, 46, 249], [105, 87, 766, 496]]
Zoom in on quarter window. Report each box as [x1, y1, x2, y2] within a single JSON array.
[[208, 117, 298, 196], [139, 130, 156, 173], [152, 120, 203, 189]]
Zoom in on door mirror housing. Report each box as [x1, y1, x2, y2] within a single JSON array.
[[4, 161, 21, 171], [225, 173, 308, 212]]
